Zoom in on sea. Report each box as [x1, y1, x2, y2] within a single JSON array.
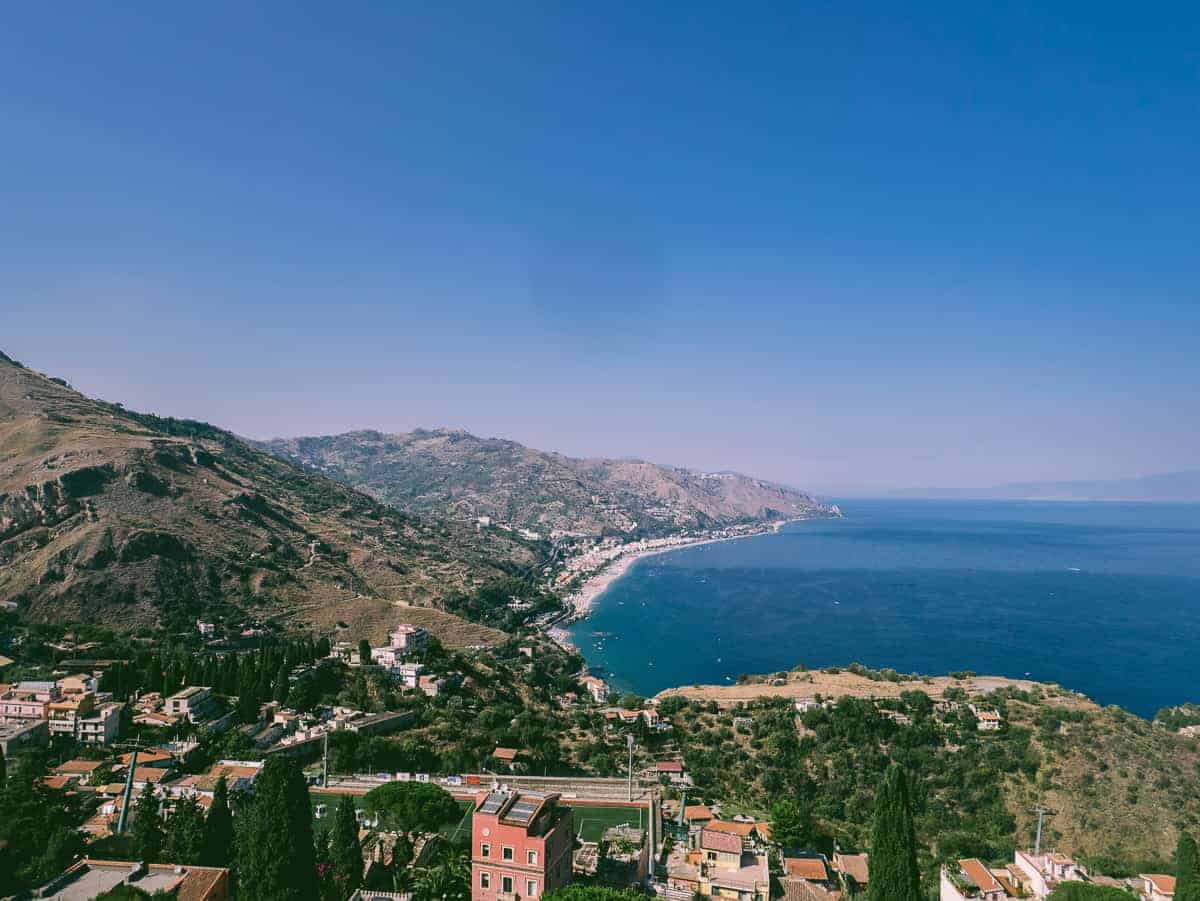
[[567, 499, 1200, 718]]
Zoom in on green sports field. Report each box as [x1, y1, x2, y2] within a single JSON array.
[[566, 804, 645, 843]]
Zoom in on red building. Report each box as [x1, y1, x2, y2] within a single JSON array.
[[471, 788, 574, 901]]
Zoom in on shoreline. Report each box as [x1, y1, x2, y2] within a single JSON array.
[[546, 517, 812, 649]]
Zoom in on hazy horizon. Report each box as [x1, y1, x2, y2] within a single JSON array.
[[4, 4, 1198, 494]]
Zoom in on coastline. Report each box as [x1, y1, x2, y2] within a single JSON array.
[[546, 517, 814, 649]]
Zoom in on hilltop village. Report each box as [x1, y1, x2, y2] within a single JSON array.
[[3, 604, 1200, 900]]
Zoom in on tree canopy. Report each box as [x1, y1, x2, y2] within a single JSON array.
[[1178, 832, 1200, 901], [235, 755, 318, 900], [867, 763, 921, 901], [361, 781, 461, 834], [329, 794, 364, 899]]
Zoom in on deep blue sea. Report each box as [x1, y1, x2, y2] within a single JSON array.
[[568, 500, 1200, 717]]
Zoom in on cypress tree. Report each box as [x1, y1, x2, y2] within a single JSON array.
[[329, 794, 363, 898], [201, 776, 235, 867], [131, 782, 165, 863], [236, 755, 317, 900], [358, 639, 372, 665], [164, 796, 207, 865], [274, 663, 292, 705], [1178, 832, 1200, 901], [868, 763, 921, 901], [0, 745, 6, 786]]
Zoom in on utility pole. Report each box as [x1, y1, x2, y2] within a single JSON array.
[[322, 730, 329, 788], [627, 734, 635, 802]]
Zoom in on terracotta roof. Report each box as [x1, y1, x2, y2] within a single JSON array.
[[755, 822, 772, 841], [785, 857, 829, 881], [700, 828, 744, 855], [834, 853, 869, 885], [707, 819, 756, 837], [492, 747, 519, 762], [656, 760, 684, 772], [206, 763, 259, 780], [55, 759, 103, 775], [132, 767, 171, 783], [42, 775, 78, 790], [1142, 874, 1176, 894], [118, 748, 173, 766], [959, 859, 1003, 894], [683, 804, 714, 821], [781, 878, 841, 901]]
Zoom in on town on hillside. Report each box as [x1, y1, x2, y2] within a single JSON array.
[[2, 610, 1199, 900]]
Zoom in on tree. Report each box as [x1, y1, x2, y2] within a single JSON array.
[[274, 663, 292, 705], [770, 799, 816, 851], [235, 755, 318, 900], [329, 795, 364, 898], [867, 763, 921, 901], [201, 776, 235, 867], [358, 639, 372, 665], [1178, 832, 1200, 901], [164, 796, 207, 864], [361, 781, 460, 834], [0, 745, 5, 785], [130, 782, 165, 863]]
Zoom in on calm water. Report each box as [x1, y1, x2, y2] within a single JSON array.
[[568, 500, 1200, 717]]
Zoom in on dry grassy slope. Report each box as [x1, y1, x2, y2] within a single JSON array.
[[1005, 701, 1200, 863], [257, 428, 832, 537], [0, 351, 533, 639]]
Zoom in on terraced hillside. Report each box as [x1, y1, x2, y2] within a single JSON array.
[[0, 350, 535, 638]]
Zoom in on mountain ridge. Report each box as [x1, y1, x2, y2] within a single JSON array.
[[254, 427, 834, 538]]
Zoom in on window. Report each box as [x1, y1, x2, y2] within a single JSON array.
[[502, 846, 514, 861], [527, 850, 538, 866], [502, 876, 514, 894], [480, 873, 491, 889], [527, 880, 538, 897], [481, 843, 491, 858]]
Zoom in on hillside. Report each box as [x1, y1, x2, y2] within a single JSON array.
[[256, 429, 832, 538], [0, 351, 535, 639], [657, 667, 1200, 868]]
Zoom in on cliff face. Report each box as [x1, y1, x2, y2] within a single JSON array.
[[0, 351, 535, 635], [257, 428, 834, 538]]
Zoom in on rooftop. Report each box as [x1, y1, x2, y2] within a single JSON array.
[[37, 858, 228, 900], [784, 857, 829, 882]]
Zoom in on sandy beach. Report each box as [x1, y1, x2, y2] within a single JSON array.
[[559, 519, 801, 620]]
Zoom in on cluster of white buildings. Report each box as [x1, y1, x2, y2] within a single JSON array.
[[941, 850, 1176, 900], [0, 673, 123, 750]]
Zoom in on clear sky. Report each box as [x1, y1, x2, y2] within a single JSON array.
[[3, 3, 1197, 495]]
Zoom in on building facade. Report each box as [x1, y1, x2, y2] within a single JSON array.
[[471, 789, 573, 901]]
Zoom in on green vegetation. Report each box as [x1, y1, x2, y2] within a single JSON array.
[[235, 755, 318, 900], [163, 796, 207, 865], [360, 781, 461, 834], [1047, 884, 1137, 900], [1178, 831, 1200, 901], [131, 782, 166, 863], [201, 776, 234, 868], [545, 887, 650, 901], [570, 805, 646, 843], [867, 763, 921, 901], [329, 795, 364, 899]]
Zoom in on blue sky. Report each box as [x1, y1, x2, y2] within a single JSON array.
[[2, 2, 1197, 494]]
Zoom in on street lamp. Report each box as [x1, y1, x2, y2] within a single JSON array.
[[626, 734, 635, 802]]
